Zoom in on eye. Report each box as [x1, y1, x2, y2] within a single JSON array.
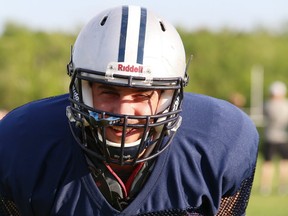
[[94, 88, 119, 102], [100, 90, 119, 99], [101, 90, 117, 95], [133, 91, 154, 102]]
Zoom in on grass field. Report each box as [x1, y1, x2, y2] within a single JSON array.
[[246, 156, 288, 215], [247, 194, 287, 215]]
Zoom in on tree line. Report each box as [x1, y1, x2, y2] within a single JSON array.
[[1, 22, 288, 111]]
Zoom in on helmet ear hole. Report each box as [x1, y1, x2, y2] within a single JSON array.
[[159, 20, 166, 32], [100, 16, 108, 26]]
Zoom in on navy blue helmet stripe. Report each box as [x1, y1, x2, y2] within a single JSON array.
[[137, 8, 147, 64], [118, 6, 129, 62]]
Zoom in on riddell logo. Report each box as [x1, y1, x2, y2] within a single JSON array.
[[118, 64, 143, 73]]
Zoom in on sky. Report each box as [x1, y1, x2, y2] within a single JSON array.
[[1, 0, 288, 34]]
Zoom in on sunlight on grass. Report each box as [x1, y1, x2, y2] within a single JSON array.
[[246, 156, 288, 215]]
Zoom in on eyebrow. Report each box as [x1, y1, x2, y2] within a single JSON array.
[[94, 84, 154, 93], [95, 84, 116, 91]]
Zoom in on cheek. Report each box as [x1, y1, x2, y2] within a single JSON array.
[[136, 105, 153, 116], [92, 92, 110, 111], [93, 98, 113, 112], [137, 94, 161, 115], [152, 91, 162, 113]]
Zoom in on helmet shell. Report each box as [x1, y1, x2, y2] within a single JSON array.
[[72, 5, 186, 80]]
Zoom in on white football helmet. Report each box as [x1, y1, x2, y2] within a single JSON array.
[[67, 5, 189, 165]]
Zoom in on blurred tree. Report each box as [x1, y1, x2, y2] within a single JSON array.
[[0, 22, 76, 109], [179, 28, 288, 106], [1, 22, 288, 110]]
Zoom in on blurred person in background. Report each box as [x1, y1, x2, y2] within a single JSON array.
[[229, 92, 246, 109], [260, 81, 288, 195]]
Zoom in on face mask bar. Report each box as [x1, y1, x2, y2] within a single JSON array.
[[67, 67, 186, 165], [74, 68, 185, 89], [98, 114, 153, 165]]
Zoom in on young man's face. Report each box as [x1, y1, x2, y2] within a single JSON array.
[[92, 83, 161, 144]]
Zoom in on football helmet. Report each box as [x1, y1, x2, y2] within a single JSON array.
[[67, 5, 189, 165]]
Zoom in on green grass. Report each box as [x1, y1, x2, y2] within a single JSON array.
[[246, 156, 288, 216], [247, 194, 287, 216]]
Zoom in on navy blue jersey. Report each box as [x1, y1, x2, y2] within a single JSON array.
[[0, 93, 258, 215]]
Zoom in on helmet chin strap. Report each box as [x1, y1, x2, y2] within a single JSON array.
[[97, 131, 152, 162], [97, 132, 142, 148], [89, 111, 150, 162], [89, 111, 149, 149]]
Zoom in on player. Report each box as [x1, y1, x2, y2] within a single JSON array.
[[260, 81, 288, 195], [0, 5, 258, 215]]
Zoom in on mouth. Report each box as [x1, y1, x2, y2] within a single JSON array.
[[110, 125, 134, 134], [106, 125, 141, 143]]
